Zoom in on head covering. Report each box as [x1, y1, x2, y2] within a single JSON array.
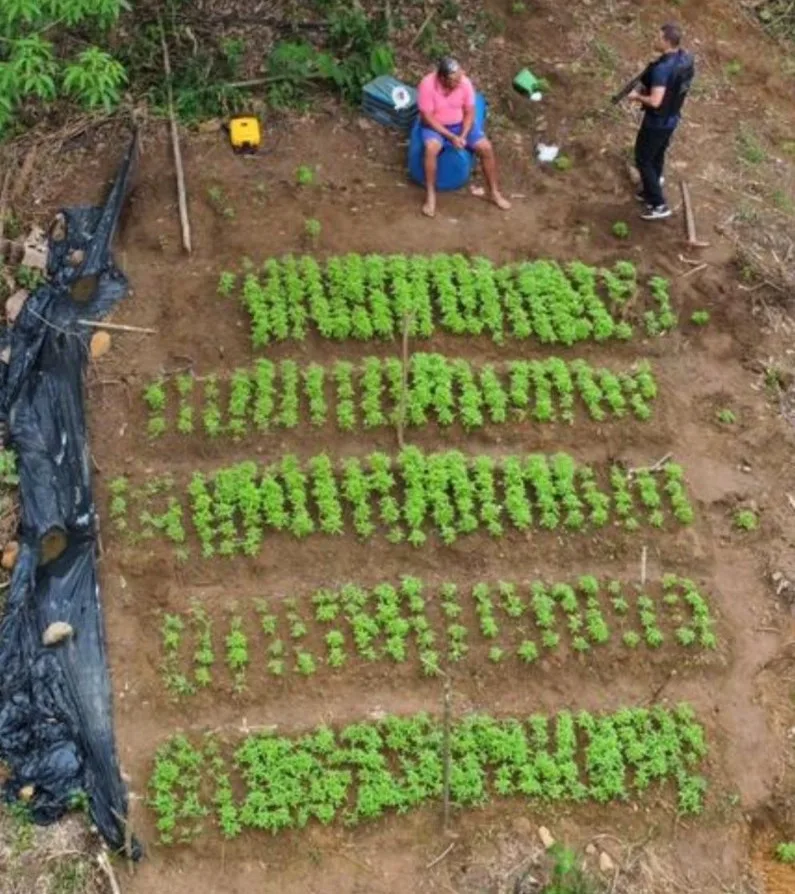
[[437, 57, 461, 78]]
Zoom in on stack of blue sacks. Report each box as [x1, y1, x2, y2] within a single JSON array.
[[361, 76, 418, 129]]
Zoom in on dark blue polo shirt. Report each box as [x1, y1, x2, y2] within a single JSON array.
[[642, 51, 686, 130]]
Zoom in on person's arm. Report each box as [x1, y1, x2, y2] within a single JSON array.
[[629, 85, 665, 108], [628, 61, 667, 108], [459, 78, 476, 140]]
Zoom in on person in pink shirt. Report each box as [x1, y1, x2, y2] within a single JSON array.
[[417, 57, 511, 218]]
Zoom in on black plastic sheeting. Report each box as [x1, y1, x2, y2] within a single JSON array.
[[0, 132, 141, 858]]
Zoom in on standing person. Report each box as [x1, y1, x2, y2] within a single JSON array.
[[628, 23, 695, 220], [417, 57, 511, 218]]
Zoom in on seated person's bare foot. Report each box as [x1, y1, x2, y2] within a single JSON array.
[[492, 192, 511, 211], [422, 194, 436, 217]]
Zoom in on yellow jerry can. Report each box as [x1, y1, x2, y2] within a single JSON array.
[[229, 117, 261, 153]]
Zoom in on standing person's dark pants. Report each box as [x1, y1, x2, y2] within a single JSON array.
[[635, 125, 675, 207]]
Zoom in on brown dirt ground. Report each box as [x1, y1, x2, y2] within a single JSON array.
[[5, 0, 795, 891]]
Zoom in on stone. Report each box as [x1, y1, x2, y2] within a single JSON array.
[[1, 541, 19, 569], [6, 289, 29, 325], [22, 226, 48, 270], [198, 118, 223, 133], [19, 784, 34, 802], [41, 529, 67, 564], [537, 826, 555, 849], [43, 621, 74, 646], [585, 844, 597, 856], [90, 330, 112, 359], [599, 852, 615, 874], [68, 249, 86, 268]]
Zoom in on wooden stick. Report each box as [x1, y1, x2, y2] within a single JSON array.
[[159, 16, 192, 253], [78, 320, 157, 335], [97, 851, 122, 894], [396, 313, 412, 449], [0, 159, 14, 255], [426, 841, 455, 870], [640, 545, 647, 587], [411, 8, 436, 47], [681, 262, 707, 279], [441, 675, 452, 832], [680, 181, 709, 248]]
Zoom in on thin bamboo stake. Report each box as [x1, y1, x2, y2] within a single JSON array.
[[159, 16, 192, 253], [441, 675, 452, 832], [396, 312, 413, 449], [78, 320, 157, 335], [97, 851, 122, 894], [640, 545, 647, 587]]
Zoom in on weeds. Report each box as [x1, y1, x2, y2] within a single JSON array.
[[776, 842, 795, 863], [612, 221, 630, 239], [733, 509, 759, 531], [736, 126, 767, 165], [716, 408, 736, 424]]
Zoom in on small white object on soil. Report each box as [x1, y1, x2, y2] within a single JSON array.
[[43, 621, 75, 646], [536, 143, 560, 163], [599, 851, 616, 874], [530, 91, 543, 101], [537, 826, 555, 849]]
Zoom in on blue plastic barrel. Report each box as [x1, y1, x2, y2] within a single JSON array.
[[407, 93, 488, 191]]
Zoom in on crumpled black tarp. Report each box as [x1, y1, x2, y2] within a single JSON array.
[[0, 132, 141, 858]]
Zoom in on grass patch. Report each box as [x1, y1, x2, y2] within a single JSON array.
[[736, 127, 767, 165]]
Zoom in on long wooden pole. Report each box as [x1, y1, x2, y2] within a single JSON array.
[[159, 17, 192, 253], [441, 675, 452, 832], [396, 312, 412, 449]]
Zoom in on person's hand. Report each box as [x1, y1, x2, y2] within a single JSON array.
[[627, 89, 643, 103], [451, 135, 466, 149]]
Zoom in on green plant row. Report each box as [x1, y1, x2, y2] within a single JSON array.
[[108, 450, 695, 557], [219, 254, 676, 348], [159, 573, 717, 695], [142, 355, 659, 438], [149, 703, 709, 844]]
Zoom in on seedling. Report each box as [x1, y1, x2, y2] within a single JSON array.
[[690, 310, 710, 325], [295, 165, 315, 186], [716, 408, 736, 424], [733, 509, 759, 531], [612, 221, 630, 239], [553, 155, 572, 172], [775, 842, 795, 864], [304, 218, 321, 241]]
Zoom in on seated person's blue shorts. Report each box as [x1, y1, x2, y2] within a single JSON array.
[[421, 121, 486, 150]]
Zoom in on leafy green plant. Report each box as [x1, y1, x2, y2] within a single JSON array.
[[304, 218, 321, 240], [62, 47, 127, 111], [690, 310, 710, 325], [296, 165, 315, 186], [775, 842, 795, 864], [733, 509, 759, 531], [716, 408, 736, 424], [553, 155, 573, 172], [612, 221, 630, 239]]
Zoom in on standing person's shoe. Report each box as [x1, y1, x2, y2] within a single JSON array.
[[640, 204, 672, 220]]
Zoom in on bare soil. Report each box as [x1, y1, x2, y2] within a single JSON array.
[[7, 0, 795, 891]]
